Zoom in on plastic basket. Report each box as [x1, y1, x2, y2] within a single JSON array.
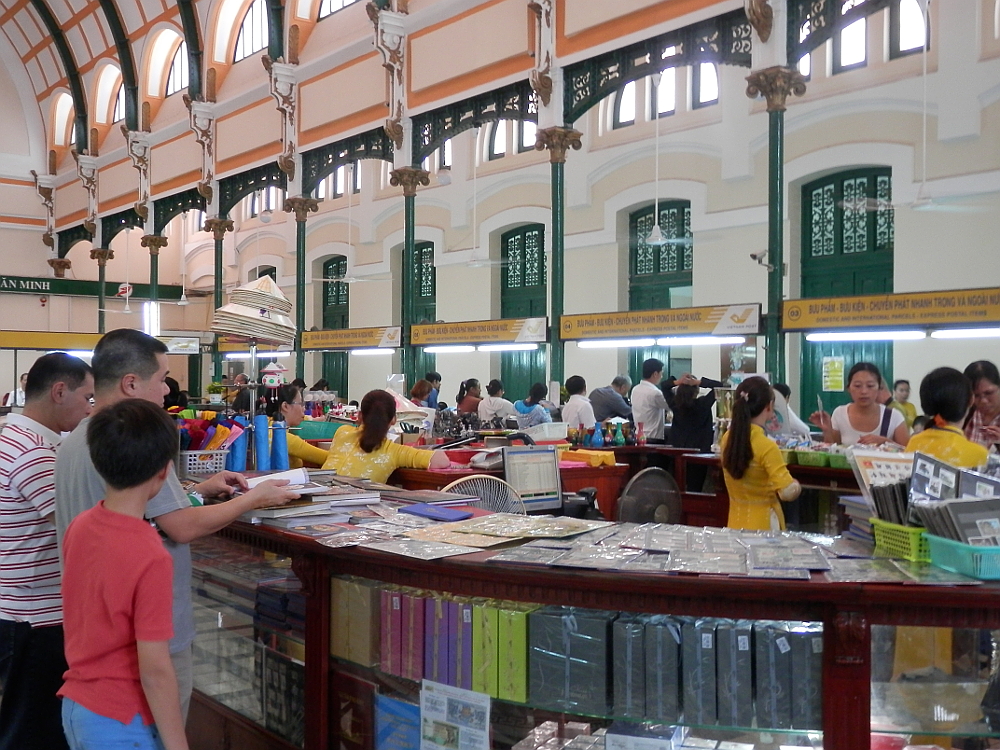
[[180, 450, 228, 476], [870, 518, 930, 562], [523, 422, 568, 441], [796, 451, 830, 467], [829, 453, 851, 469], [295, 420, 344, 440], [926, 534, 1000, 580], [779, 449, 797, 465]]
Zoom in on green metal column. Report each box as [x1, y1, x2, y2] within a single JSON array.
[[94, 249, 111, 334], [284, 198, 318, 379], [141, 235, 167, 306], [766, 107, 784, 382], [535, 127, 581, 385], [204, 218, 233, 382], [401, 193, 416, 383], [550, 159, 565, 383], [745, 67, 805, 385]]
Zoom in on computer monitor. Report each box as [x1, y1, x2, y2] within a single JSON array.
[[502, 444, 562, 512]]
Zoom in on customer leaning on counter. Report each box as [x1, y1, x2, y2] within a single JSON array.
[[264, 385, 328, 468], [322, 390, 449, 482], [907, 367, 988, 469], [809, 362, 909, 447], [721, 377, 801, 532]]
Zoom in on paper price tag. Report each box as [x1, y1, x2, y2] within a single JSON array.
[[776, 636, 790, 654], [463, 608, 472, 623], [393, 597, 401, 610], [737, 635, 750, 651], [701, 633, 713, 649], [812, 637, 823, 654]]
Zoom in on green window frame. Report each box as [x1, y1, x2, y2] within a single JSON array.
[[500, 225, 547, 401], [802, 167, 893, 268]]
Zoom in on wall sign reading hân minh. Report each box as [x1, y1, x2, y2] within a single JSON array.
[[783, 287, 1000, 331]]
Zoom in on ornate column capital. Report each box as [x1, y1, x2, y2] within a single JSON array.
[[389, 167, 430, 197], [283, 196, 319, 223], [47, 258, 71, 278], [203, 218, 234, 241], [90, 248, 114, 267], [141, 234, 169, 255], [745, 66, 807, 112], [534, 126, 582, 164]]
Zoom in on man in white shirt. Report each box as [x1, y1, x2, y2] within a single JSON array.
[[631, 358, 671, 443], [4, 373, 26, 409], [0, 353, 95, 750], [561, 375, 596, 430]]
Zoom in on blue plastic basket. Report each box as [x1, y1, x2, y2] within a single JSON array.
[[926, 534, 1000, 580]]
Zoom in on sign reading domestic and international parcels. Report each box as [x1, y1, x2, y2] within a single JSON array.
[[560, 304, 761, 340], [411, 318, 547, 345]]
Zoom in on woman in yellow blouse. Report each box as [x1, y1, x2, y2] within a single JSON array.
[[906, 367, 988, 469], [721, 376, 801, 531], [322, 389, 450, 482], [265, 385, 329, 468]]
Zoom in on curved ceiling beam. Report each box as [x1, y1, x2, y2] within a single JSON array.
[[29, 0, 88, 149], [175, 0, 203, 101], [96, 0, 139, 131]]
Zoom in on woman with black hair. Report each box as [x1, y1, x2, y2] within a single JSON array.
[[322, 390, 450, 481], [664, 373, 724, 490], [513, 382, 553, 429], [964, 360, 1000, 449], [721, 376, 801, 531], [265, 384, 329, 468], [809, 362, 909, 446], [907, 367, 987, 468], [455, 379, 482, 414]]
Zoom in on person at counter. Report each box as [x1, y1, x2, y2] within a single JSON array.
[[478, 379, 516, 424], [455, 379, 482, 414], [231, 373, 251, 412], [425, 371, 441, 409], [770, 383, 812, 437], [809, 362, 909, 446], [665, 373, 724, 490], [631, 359, 670, 443], [410, 379, 433, 407], [265, 385, 329, 468], [561, 376, 596, 431], [964, 360, 1000, 449], [890, 379, 918, 428], [906, 367, 987, 468], [589, 375, 632, 422], [514, 383, 552, 429], [4, 373, 26, 408], [721, 376, 801, 531], [322, 389, 449, 481]]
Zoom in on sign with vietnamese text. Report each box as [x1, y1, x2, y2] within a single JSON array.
[[782, 288, 1000, 330], [410, 318, 547, 345], [0, 274, 182, 300], [560, 304, 761, 340], [301, 326, 401, 350]]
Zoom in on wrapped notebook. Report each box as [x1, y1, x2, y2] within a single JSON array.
[[754, 621, 793, 730], [681, 617, 717, 726], [644, 615, 681, 723]]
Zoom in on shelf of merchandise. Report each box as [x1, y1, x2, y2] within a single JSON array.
[[189, 522, 1000, 750]]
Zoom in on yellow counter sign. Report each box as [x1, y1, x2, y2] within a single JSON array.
[[783, 287, 1000, 331], [560, 304, 761, 339], [301, 326, 401, 350], [411, 318, 547, 345]]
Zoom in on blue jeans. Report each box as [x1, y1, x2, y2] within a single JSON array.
[[61, 698, 166, 750]]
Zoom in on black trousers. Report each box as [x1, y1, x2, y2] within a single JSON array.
[[0, 620, 69, 750]]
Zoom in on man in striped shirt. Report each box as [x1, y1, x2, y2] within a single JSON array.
[[0, 353, 94, 750]]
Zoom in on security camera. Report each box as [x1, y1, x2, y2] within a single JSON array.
[[749, 250, 767, 262]]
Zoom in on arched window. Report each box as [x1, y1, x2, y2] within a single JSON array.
[[692, 63, 719, 108], [800, 168, 895, 411], [651, 71, 675, 118], [166, 41, 189, 95], [500, 225, 547, 400], [890, 0, 928, 58], [628, 202, 694, 381], [112, 85, 125, 123], [315, 162, 360, 200], [489, 120, 507, 160], [439, 139, 452, 169], [53, 93, 74, 146], [318, 0, 359, 19], [252, 264, 276, 282], [518, 121, 537, 153], [322, 256, 350, 396], [234, 0, 269, 62], [613, 80, 636, 128], [247, 186, 282, 218], [834, 0, 868, 73]]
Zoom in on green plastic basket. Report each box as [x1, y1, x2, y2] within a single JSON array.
[[779, 449, 797, 465], [926, 534, 1000, 580], [829, 453, 850, 469], [295, 420, 344, 440], [796, 451, 830, 467], [870, 518, 930, 562]]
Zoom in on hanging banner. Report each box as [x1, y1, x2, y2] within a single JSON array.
[[0, 274, 183, 300], [301, 326, 401, 350], [158, 337, 201, 355], [0, 331, 102, 351], [782, 287, 1000, 331], [411, 318, 547, 345], [560, 304, 761, 340]]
